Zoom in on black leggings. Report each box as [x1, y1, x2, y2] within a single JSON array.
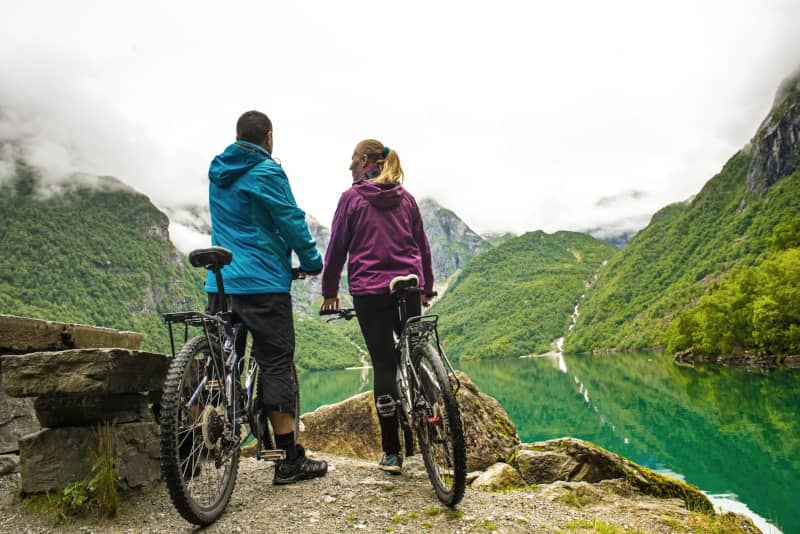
[[353, 292, 421, 455]]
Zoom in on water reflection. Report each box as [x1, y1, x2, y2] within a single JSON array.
[[459, 354, 799, 534]]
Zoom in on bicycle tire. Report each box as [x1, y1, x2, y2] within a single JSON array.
[[160, 335, 240, 525], [412, 342, 467, 507]]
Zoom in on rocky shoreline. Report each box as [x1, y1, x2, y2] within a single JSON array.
[[0, 451, 760, 533], [674, 348, 800, 368], [0, 316, 764, 533]]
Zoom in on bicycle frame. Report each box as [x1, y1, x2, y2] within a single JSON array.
[[162, 310, 247, 452], [394, 292, 460, 395]]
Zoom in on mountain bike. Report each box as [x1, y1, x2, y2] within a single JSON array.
[[159, 246, 302, 525], [322, 274, 467, 506]]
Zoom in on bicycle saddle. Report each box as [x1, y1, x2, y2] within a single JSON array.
[[189, 247, 233, 270], [389, 274, 419, 293]]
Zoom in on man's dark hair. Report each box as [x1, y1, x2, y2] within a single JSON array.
[[236, 110, 272, 144]]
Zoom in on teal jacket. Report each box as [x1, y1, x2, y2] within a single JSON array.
[[205, 141, 322, 294]]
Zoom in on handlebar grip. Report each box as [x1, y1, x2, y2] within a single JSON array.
[[319, 309, 340, 316]]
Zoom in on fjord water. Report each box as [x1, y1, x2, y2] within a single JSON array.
[[300, 353, 799, 533]]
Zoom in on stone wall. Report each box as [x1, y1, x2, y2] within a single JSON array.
[[0, 314, 165, 491]]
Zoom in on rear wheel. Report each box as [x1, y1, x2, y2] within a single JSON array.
[[412, 342, 466, 507], [160, 335, 240, 525]]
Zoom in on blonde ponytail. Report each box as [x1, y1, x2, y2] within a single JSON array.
[[355, 139, 404, 184]]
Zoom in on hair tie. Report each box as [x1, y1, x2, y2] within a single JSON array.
[[381, 146, 390, 157]]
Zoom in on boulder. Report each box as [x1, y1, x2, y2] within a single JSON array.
[[299, 371, 519, 471], [454, 371, 519, 470], [19, 422, 160, 493], [0, 453, 19, 475], [0, 314, 142, 354], [299, 391, 382, 460], [2, 349, 169, 397], [470, 462, 526, 491], [0, 384, 39, 453], [512, 437, 712, 512], [34, 394, 151, 428], [782, 354, 800, 368], [513, 448, 579, 483]]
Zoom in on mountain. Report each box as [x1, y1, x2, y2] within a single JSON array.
[[165, 196, 491, 309], [0, 163, 359, 370], [566, 68, 800, 356], [482, 232, 517, 247], [418, 198, 492, 290], [0, 163, 207, 352], [431, 231, 616, 360]]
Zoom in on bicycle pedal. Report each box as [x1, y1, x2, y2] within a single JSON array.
[[257, 449, 287, 461]]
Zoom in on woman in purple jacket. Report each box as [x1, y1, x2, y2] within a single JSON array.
[[321, 139, 434, 473]]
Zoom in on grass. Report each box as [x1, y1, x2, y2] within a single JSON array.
[[21, 422, 121, 523], [480, 483, 538, 494], [562, 519, 638, 533], [474, 518, 499, 532], [447, 509, 464, 520], [558, 489, 584, 509], [687, 512, 755, 534]]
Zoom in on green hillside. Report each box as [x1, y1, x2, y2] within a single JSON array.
[[0, 164, 359, 370], [431, 231, 616, 360], [566, 76, 800, 356], [0, 164, 207, 352]]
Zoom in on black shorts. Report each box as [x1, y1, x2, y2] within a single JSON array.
[[207, 292, 297, 413]]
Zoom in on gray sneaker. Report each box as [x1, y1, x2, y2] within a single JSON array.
[[273, 444, 328, 485], [378, 453, 403, 474]]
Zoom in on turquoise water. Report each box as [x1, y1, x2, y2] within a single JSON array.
[[299, 353, 799, 533]]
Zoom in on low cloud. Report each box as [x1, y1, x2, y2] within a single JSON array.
[[0, 43, 203, 209], [594, 190, 648, 208]]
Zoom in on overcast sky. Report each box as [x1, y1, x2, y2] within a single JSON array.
[[1, 0, 799, 249]]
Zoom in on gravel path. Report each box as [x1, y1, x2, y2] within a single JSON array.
[[0, 452, 740, 533]]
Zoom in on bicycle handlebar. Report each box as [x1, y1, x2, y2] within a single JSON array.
[[319, 308, 357, 322], [291, 268, 321, 280]]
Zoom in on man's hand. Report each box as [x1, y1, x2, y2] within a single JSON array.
[[321, 296, 340, 312]]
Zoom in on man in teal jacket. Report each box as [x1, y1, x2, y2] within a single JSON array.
[[206, 110, 327, 484]]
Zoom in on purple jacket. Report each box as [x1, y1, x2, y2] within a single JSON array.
[[322, 179, 434, 297]]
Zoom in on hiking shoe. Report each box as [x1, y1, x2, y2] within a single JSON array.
[[378, 453, 403, 474], [273, 444, 328, 485]]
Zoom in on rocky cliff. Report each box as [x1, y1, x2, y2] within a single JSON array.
[[746, 66, 800, 195], [418, 198, 492, 290]]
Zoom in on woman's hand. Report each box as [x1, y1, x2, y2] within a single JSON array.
[[321, 296, 340, 312]]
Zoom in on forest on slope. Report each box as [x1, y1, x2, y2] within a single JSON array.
[[566, 73, 800, 358], [0, 165, 359, 370], [431, 231, 616, 360]]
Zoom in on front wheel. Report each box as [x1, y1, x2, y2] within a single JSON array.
[[412, 342, 467, 507], [160, 335, 240, 525]]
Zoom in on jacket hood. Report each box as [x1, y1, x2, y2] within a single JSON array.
[[209, 141, 271, 188], [353, 179, 404, 210]]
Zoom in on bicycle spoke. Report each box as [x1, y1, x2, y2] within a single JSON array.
[[161, 335, 241, 524], [410, 342, 466, 507]]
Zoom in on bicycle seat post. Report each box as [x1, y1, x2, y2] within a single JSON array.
[[396, 289, 408, 327], [213, 267, 228, 314]]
